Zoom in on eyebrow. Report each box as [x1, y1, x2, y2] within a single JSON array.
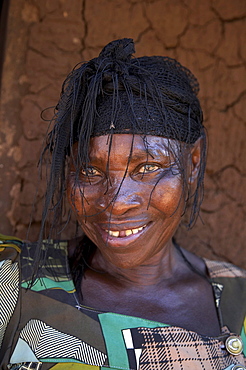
[[130, 147, 171, 160], [89, 148, 172, 166]]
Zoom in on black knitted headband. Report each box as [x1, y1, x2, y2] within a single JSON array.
[[48, 38, 204, 168]]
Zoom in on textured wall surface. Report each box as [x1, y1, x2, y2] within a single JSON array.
[[0, 0, 245, 267]]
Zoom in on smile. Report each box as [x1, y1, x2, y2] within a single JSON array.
[[105, 225, 147, 238]]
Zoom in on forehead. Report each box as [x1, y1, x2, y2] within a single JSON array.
[[88, 134, 179, 161]]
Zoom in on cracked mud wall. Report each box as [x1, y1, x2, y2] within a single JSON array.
[[0, 0, 245, 267]]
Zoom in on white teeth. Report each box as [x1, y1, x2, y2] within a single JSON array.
[[105, 225, 146, 238], [108, 230, 120, 237], [125, 230, 133, 236]]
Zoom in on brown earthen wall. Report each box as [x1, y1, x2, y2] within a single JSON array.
[[0, 0, 245, 267]]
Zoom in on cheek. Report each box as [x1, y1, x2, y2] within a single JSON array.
[[151, 176, 184, 215], [67, 177, 99, 218], [67, 178, 84, 215]]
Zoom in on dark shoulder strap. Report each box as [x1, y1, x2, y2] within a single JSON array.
[[205, 259, 246, 334]]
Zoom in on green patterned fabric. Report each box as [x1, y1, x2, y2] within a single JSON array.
[[0, 236, 245, 370]]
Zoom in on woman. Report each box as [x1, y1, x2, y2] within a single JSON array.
[[0, 38, 245, 369]]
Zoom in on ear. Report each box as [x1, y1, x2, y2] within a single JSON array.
[[188, 137, 202, 185]]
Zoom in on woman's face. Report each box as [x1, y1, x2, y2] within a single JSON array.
[[67, 134, 195, 269]]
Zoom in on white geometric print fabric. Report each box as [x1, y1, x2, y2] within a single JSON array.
[[19, 319, 107, 365], [122, 329, 142, 370], [0, 260, 19, 349]]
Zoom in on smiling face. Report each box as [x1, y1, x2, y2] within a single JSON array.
[[67, 134, 197, 269]]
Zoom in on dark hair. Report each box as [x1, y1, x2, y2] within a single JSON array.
[[34, 38, 206, 281]]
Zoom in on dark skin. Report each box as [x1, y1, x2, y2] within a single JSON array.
[[67, 134, 221, 337]]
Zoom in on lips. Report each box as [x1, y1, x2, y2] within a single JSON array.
[[95, 221, 150, 247], [105, 225, 146, 238]]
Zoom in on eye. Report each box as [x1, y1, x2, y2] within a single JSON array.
[[81, 166, 101, 177], [138, 163, 160, 174]]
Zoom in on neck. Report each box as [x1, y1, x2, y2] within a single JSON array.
[[89, 240, 182, 288]]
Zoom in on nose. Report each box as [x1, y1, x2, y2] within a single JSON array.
[[96, 179, 142, 216]]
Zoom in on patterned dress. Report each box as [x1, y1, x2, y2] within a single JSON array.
[[0, 234, 245, 370]]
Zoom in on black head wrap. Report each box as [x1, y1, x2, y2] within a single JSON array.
[[36, 38, 206, 280], [48, 38, 204, 164]]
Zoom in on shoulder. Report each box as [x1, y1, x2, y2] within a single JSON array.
[[0, 233, 22, 277], [21, 238, 69, 284], [204, 258, 246, 336], [0, 233, 22, 253], [0, 233, 69, 262], [204, 258, 246, 279], [0, 233, 70, 282]]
